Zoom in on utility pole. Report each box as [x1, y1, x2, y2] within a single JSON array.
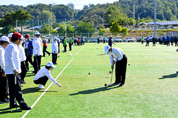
[[51, 3, 53, 29], [154, 0, 157, 37], [127, 15, 128, 29], [138, 14, 139, 28], [65, 18, 67, 37], [133, 0, 135, 29]]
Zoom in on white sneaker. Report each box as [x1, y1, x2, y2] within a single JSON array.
[[38, 84, 44, 89]]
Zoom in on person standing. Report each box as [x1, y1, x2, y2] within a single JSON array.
[[57, 38, 60, 53], [24, 34, 31, 70], [104, 45, 127, 87], [63, 36, 67, 53], [145, 37, 149, 46], [141, 37, 144, 44], [103, 37, 106, 44], [167, 35, 170, 46], [33, 62, 61, 89], [0, 36, 10, 103], [108, 36, 115, 47], [175, 36, 178, 47], [171, 36, 174, 46], [5, 32, 31, 110], [33, 32, 42, 74], [52, 37, 58, 65], [42, 36, 50, 57], [152, 37, 156, 46], [18, 40, 28, 84], [69, 37, 73, 51], [97, 37, 99, 44]]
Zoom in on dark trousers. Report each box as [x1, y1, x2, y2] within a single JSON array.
[[52, 53, 57, 64], [69, 43, 72, 51], [63, 45, 67, 52], [7, 74, 27, 107], [27, 55, 33, 66], [141, 41, 144, 44], [58, 44, 60, 53], [21, 61, 27, 82], [33, 56, 41, 73], [115, 54, 127, 84], [43, 47, 50, 56], [0, 70, 9, 101], [34, 76, 48, 86], [145, 42, 149, 46]]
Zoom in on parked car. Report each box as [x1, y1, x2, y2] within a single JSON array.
[[90, 37, 96, 42], [122, 37, 136, 42], [137, 37, 142, 42], [116, 36, 122, 42]]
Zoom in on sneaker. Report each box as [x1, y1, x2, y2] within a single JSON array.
[[108, 83, 120, 86], [38, 85, 44, 89], [20, 106, 31, 110], [119, 83, 125, 87], [54, 63, 58, 65], [10, 104, 20, 109]]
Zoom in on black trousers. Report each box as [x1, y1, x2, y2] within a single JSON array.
[[52, 53, 57, 64], [0, 69, 9, 101], [43, 47, 50, 56], [69, 43, 72, 51], [7, 74, 27, 107], [21, 61, 27, 82], [58, 44, 60, 53], [33, 56, 41, 73], [115, 54, 127, 84], [145, 42, 149, 46], [34, 76, 48, 86], [63, 45, 67, 52]]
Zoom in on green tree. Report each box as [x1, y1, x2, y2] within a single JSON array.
[[75, 22, 95, 33], [110, 21, 122, 33], [99, 27, 106, 33]]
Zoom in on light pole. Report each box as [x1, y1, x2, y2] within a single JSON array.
[[51, 3, 53, 28], [154, 0, 157, 37], [133, 0, 135, 29]]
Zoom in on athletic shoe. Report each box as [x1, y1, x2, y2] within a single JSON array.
[[54, 63, 58, 65], [20, 106, 31, 110], [119, 83, 125, 87], [108, 83, 120, 86], [38, 85, 44, 89]]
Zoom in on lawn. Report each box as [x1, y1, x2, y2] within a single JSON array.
[[1, 42, 178, 118]]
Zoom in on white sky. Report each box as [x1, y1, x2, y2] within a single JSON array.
[[0, 0, 119, 9]]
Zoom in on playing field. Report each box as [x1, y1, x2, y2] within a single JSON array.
[[1, 42, 178, 118]]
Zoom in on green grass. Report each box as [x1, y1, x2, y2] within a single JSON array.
[[1, 42, 178, 118]]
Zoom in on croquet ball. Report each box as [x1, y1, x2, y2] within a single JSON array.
[[104, 83, 107, 86], [176, 49, 178, 52], [88, 72, 91, 75], [128, 64, 130, 66], [176, 71, 178, 73], [109, 71, 112, 74]]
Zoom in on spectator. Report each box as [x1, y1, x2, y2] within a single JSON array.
[[63, 37, 67, 52], [52, 37, 58, 65], [42, 36, 50, 57], [69, 37, 73, 51]]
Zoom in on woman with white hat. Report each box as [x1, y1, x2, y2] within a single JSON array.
[[33, 62, 61, 89]]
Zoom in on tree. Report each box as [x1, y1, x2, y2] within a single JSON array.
[[110, 21, 122, 33], [40, 23, 57, 33], [67, 3, 74, 10], [99, 27, 106, 33], [75, 22, 95, 33], [120, 27, 128, 36]]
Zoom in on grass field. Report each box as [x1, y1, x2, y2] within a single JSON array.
[[1, 42, 178, 118]]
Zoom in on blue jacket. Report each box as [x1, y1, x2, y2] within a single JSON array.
[[167, 36, 170, 41], [27, 41, 33, 56]]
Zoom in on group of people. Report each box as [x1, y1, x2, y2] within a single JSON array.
[[142, 35, 178, 47], [0, 31, 63, 111]]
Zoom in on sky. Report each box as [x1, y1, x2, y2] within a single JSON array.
[[0, 0, 119, 9]]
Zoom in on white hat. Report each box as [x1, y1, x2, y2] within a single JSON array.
[[54, 37, 58, 40], [43, 36, 46, 38], [0, 36, 10, 43], [46, 62, 55, 68], [104, 45, 110, 54], [35, 31, 40, 35], [8, 33, 13, 38]]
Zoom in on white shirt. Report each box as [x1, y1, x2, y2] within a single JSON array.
[[109, 48, 124, 66], [0, 45, 5, 71], [24, 41, 29, 49], [33, 37, 42, 56], [18, 45, 26, 62], [34, 67, 57, 84], [5, 42, 21, 74], [52, 41, 58, 53]]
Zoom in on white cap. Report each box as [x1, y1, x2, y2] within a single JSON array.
[[8, 33, 13, 38], [43, 36, 46, 38], [54, 37, 58, 40], [0, 36, 10, 43], [104, 45, 110, 54], [46, 62, 55, 68], [35, 31, 40, 35]]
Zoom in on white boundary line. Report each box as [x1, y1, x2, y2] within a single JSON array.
[[21, 58, 74, 118], [75, 44, 85, 56]]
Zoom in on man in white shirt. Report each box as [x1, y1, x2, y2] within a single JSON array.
[[33, 31, 42, 74], [104, 45, 127, 87], [5, 32, 31, 110], [34, 62, 61, 89], [52, 37, 58, 65], [0, 36, 9, 103]]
